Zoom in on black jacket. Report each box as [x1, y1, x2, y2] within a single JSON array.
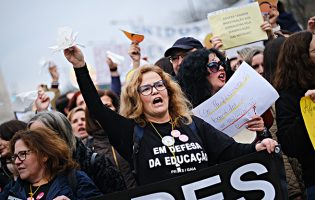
[[276, 88, 315, 187]]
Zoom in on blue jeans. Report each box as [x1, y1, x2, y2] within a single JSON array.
[[307, 185, 315, 200]]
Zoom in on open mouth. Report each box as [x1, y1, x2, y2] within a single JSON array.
[[218, 72, 226, 81], [78, 127, 86, 132], [153, 97, 163, 105]]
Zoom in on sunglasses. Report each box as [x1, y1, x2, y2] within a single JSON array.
[[207, 61, 224, 73]]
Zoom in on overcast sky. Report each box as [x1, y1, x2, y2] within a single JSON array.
[[0, 0, 243, 96], [0, 1, 191, 94]]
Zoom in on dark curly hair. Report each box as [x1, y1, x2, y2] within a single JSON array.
[[177, 48, 227, 107]]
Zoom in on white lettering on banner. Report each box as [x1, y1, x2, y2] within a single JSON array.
[[132, 192, 175, 200], [149, 158, 162, 168], [153, 146, 167, 155], [230, 163, 275, 200], [182, 175, 224, 200], [164, 152, 208, 166], [153, 143, 203, 155]]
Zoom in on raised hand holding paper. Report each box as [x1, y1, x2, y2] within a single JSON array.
[[12, 90, 55, 112], [39, 58, 56, 75], [49, 27, 84, 52], [121, 29, 144, 44], [300, 96, 315, 150]]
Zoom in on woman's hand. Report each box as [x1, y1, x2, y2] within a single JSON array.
[[246, 115, 265, 132], [53, 195, 70, 200], [255, 138, 278, 153], [64, 46, 85, 68], [210, 36, 223, 49], [48, 64, 59, 82], [260, 21, 272, 32], [305, 89, 315, 102], [35, 92, 50, 112], [128, 43, 141, 62]]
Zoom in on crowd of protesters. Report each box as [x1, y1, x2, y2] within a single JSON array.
[[1, 1, 315, 199]]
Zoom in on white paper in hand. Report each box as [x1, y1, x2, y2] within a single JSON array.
[[106, 51, 125, 65], [39, 58, 55, 75], [49, 27, 83, 52], [12, 91, 55, 112]]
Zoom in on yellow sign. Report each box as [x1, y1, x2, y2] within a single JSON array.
[[207, 2, 267, 50], [300, 96, 315, 150]]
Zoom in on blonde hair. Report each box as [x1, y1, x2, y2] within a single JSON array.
[[120, 65, 192, 126]]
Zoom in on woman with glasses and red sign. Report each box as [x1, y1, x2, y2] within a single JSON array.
[[0, 127, 102, 200], [63, 45, 277, 186]]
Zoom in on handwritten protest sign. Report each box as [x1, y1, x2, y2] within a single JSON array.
[[193, 62, 279, 137], [300, 96, 315, 150], [207, 2, 267, 50]]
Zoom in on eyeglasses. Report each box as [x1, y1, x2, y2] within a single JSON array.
[[138, 80, 166, 96], [11, 150, 32, 162], [169, 53, 186, 64], [207, 61, 223, 73]]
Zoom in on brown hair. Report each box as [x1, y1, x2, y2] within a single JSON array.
[[10, 127, 78, 180], [0, 120, 27, 141], [119, 65, 192, 126], [97, 89, 120, 111], [274, 31, 315, 90], [67, 106, 85, 122], [85, 90, 119, 135], [66, 91, 82, 112]]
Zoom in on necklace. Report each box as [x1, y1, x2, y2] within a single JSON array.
[[29, 184, 41, 199], [149, 120, 183, 171], [149, 120, 176, 157]]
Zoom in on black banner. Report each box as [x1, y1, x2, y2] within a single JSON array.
[[90, 150, 288, 200]]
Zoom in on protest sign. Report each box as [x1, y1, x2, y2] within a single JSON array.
[[207, 2, 267, 49], [193, 62, 279, 137], [300, 96, 315, 150], [89, 150, 287, 200], [257, 0, 278, 15]]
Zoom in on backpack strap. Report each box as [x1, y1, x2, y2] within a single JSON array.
[[132, 124, 144, 183], [90, 152, 98, 166], [67, 169, 78, 196], [188, 119, 197, 135]]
